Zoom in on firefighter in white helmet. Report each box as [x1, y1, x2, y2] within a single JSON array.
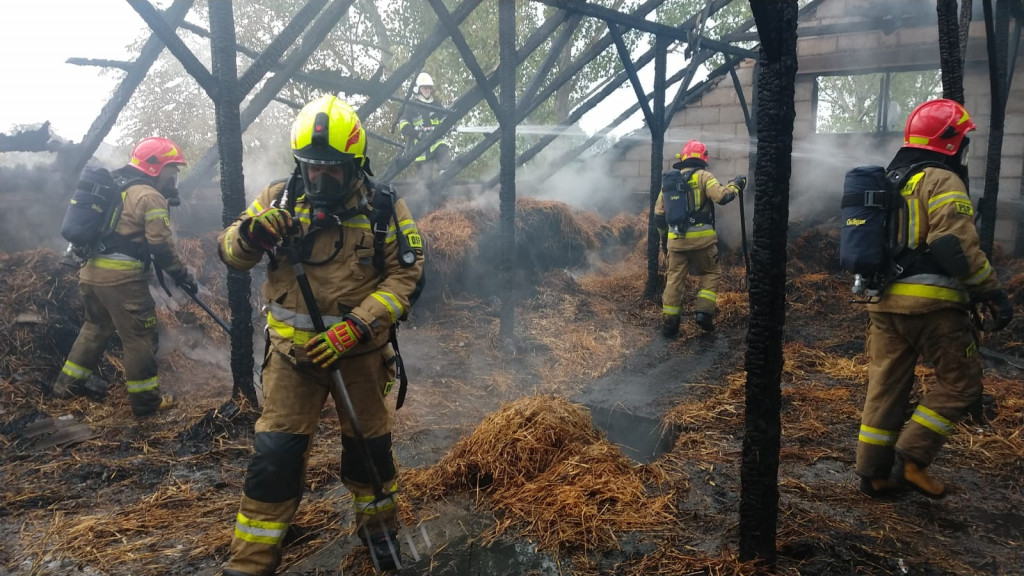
[[398, 72, 452, 180]]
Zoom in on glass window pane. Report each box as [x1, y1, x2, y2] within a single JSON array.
[[886, 69, 944, 132], [815, 73, 882, 133]]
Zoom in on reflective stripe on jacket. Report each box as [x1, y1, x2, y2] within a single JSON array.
[[867, 166, 1002, 314], [655, 169, 736, 250], [79, 182, 183, 286], [217, 178, 424, 354]]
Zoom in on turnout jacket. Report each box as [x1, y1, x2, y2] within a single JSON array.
[[867, 166, 1002, 315], [655, 169, 738, 251], [79, 182, 186, 287], [218, 178, 424, 357]]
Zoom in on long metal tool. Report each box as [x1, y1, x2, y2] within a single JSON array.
[[279, 237, 413, 572]]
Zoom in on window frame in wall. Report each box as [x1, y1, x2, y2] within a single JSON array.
[[811, 66, 943, 135]]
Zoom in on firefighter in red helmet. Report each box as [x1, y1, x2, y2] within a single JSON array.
[[655, 139, 745, 336], [856, 99, 1012, 499], [53, 137, 195, 417]]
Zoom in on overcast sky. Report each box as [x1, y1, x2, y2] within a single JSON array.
[[0, 2, 157, 142], [0, 2, 662, 144]]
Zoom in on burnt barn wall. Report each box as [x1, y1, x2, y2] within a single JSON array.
[[610, 0, 1024, 256]]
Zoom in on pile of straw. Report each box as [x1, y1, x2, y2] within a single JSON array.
[[404, 396, 675, 556]]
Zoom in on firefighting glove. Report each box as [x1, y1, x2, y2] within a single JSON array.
[[401, 123, 415, 139], [241, 207, 293, 252], [729, 175, 747, 192], [305, 317, 365, 369], [170, 267, 198, 296], [972, 289, 1014, 332]]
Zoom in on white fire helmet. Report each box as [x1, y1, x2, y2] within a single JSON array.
[[415, 72, 434, 90]]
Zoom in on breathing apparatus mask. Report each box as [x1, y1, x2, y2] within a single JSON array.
[[299, 159, 358, 218], [160, 172, 181, 207]]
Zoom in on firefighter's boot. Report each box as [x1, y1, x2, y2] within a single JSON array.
[[892, 455, 946, 499], [364, 530, 401, 571], [695, 311, 715, 332], [661, 314, 681, 338]]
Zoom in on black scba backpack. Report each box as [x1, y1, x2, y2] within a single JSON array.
[[661, 168, 713, 228], [60, 167, 145, 259], [839, 162, 945, 301], [60, 167, 124, 249]]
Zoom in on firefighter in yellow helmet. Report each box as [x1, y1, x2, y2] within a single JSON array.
[[655, 139, 745, 337], [398, 72, 452, 179], [53, 137, 192, 417], [218, 95, 424, 574], [856, 99, 1013, 499]]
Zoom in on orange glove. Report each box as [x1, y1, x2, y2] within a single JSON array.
[[305, 318, 364, 368]]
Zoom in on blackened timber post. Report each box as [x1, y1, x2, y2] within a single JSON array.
[[179, 0, 353, 198], [644, 36, 668, 301], [741, 0, 798, 569], [979, 0, 1010, 257], [498, 0, 516, 343], [938, 0, 966, 104], [209, 0, 257, 406]]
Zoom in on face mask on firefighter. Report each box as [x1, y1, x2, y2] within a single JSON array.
[[158, 166, 181, 206], [304, 164, 351, 213]]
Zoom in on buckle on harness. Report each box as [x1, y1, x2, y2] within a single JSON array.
[[862, 189, 887, 208]]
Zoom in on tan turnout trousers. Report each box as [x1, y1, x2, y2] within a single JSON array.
[[856, 308, 981, 479], [54, 280, 163, 416]]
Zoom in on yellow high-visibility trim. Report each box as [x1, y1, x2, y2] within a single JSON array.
[[89, 257, 144, 271], [266, 310, 315, 345], [61, 361, 92, 380], [145, 208, 169, 222], [662, 306, 680, 315], [221, 230, 255, 268], [887, 282, 968, 303], [858, 424, 897, 446], [964, 261, 992, 286], [684, 228, 717, 239], [698, 289, 717, 302], [126, 375, 159, 393], [927, 190, 970, 213], [911, 405, 954, 436], [245, 199, 265, 218], [234, 513, 288, 545], [371, 292, 404, 323]]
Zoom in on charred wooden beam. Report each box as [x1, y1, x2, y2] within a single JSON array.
[[741, 0, 799, 569], [938, 0, 966, 104], [427, 0, 501, 116], [978, 0, 1011, 257], [357, 0, 484, 124], [238, 0, 327, 95], [475, 0, 739, 190], [498, 0, 517, 342], [535, 0, 757, 59], [521, 13, 582, 107], [381, 3, 573, 182], [65, 0, 193, 185], [65, 57, 132, 71], [209, 0, 258, 406], [726, 15, 924, 42], [608, 23, 655, 128], [127, 0, 216, 98], [0, 122, 54, 153], [418, 0, 670, 186], [179, 0, 354, 197], [643, 36, 668, 301], [176, 19, 403, 107]]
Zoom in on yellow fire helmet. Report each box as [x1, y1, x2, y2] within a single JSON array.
[[290, 94, 371, 175]]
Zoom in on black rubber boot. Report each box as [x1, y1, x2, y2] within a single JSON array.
[[365, 531, 401, 571], [661, 314, 681, 338], [695, 311, 715, 332]]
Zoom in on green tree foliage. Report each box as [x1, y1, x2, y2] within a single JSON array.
[[815, 69, 942, 133]]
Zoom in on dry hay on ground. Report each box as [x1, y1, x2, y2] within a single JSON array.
[[403, 396, 675, 559], [1, 388, 350, 576], [0, 249, 83, 380], [417, 207, 494, 276]]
